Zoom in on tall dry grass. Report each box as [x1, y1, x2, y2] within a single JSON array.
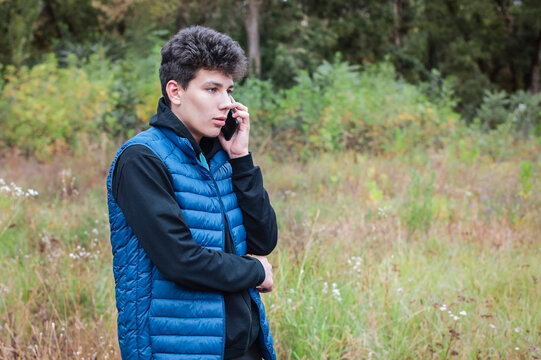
[[0, 139, 540, 359]]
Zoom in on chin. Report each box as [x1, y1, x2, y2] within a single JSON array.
[[206, 130, 222, 139]]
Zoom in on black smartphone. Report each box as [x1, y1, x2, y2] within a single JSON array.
[[221, 109, 238, 141]]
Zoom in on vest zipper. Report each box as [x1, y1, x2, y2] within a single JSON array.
[[200, 159, 256, 357], [199, 158, 231, 359], [198, 156, 232, 253]]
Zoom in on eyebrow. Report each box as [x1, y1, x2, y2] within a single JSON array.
[[202, 81, 234, 89]]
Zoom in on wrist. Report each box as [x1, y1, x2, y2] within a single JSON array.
[[229, 151, 249, 159]]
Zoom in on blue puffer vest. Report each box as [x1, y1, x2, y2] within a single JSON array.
[[107, 126, 276, 360]]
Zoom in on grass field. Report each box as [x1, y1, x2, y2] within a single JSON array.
[[0, 140, 539, 359]]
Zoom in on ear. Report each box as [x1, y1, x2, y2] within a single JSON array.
[[165, 80, 183, 106]]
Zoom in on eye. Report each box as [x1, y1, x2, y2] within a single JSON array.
[[207, 87, 217, 93], [227, 88, 234, 95]]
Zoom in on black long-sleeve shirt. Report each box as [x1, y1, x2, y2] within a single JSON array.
[[111, 98, 277, 359]]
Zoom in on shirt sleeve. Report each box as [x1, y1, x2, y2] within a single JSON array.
[[112, 145, 265, 292], [229, 153, 278, 256]]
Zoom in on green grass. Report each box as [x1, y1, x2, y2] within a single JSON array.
[[0, 142, 540, 359]]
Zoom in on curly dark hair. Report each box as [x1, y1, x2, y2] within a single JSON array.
[[159, 26, 248, 105]]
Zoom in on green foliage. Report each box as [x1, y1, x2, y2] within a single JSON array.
[[476, 90, 510, 130], [233, 77, 280, 139], [0, 54, 116, 160], [237, 57, 459, 158], [0, 42, 164, 159], [1, 0, 541, 130], [106, 45, 161, 138], [509, 91, 541, 138], [1, 49, 537, 162], [0, 0, 43, 66], [475, 89, 541, 138]]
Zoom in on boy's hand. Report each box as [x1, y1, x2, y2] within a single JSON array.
[[219, 99, 250, 159], [250, 255, 273, 293]]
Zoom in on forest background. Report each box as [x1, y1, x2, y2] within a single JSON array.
[[0, 0, 540, 359]]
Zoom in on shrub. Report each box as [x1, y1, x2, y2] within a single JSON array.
[[236, 57, 459, 159], [475, 89, 541, 138], [105, 46, 161, 139], [0, 47, 162, 159], [0, 54, 117, 160]]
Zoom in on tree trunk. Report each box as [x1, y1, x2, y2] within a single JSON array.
[[393, 0, 402, 47], [529, 30, 541, 93], [495, 0, 518, 91], [245, 0, 262, 78]]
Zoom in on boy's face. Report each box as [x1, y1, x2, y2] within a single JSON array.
[[174, 69, 235, 143]]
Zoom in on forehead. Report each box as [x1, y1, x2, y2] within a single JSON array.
[[191, 69, 234, 87]]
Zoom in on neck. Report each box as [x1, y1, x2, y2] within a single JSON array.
[[170, 105, 201, 144]]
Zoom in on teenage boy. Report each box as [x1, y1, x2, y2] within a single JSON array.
[[107, 26, 277, 360]]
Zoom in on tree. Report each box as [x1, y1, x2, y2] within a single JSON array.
[[245, 0, 262, 78], [0, 0, 43, 67]]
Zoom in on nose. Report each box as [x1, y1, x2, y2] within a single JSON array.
[[218, 92, 234, 110]]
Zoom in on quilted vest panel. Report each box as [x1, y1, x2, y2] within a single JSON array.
[[107, 127, 276, 360]]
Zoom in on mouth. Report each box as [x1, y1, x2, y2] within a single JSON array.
[[213, 117, 226, 126]]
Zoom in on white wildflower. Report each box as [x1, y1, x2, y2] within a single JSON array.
[[91, 228, 99, 235], [11, 183, 24, 197], [489, 324, 496, 329], [0, 180, 38, 198], [514, 327, 521, 333], [377, 206, 390, 218], [397, 288, 403, 293], [69, 245, 94, 260], [331, 283, 342, 302], [26, 189, 39, 197], [515, 347, 519, 351], [440, 304, 447, 311], [322, 282, 328, 294], [347, 256, 362, 273], [459, 311, 467, 316]]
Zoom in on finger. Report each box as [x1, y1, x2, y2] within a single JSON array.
[[232, 102, 248, 112], [233, 110, 250, 123]]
